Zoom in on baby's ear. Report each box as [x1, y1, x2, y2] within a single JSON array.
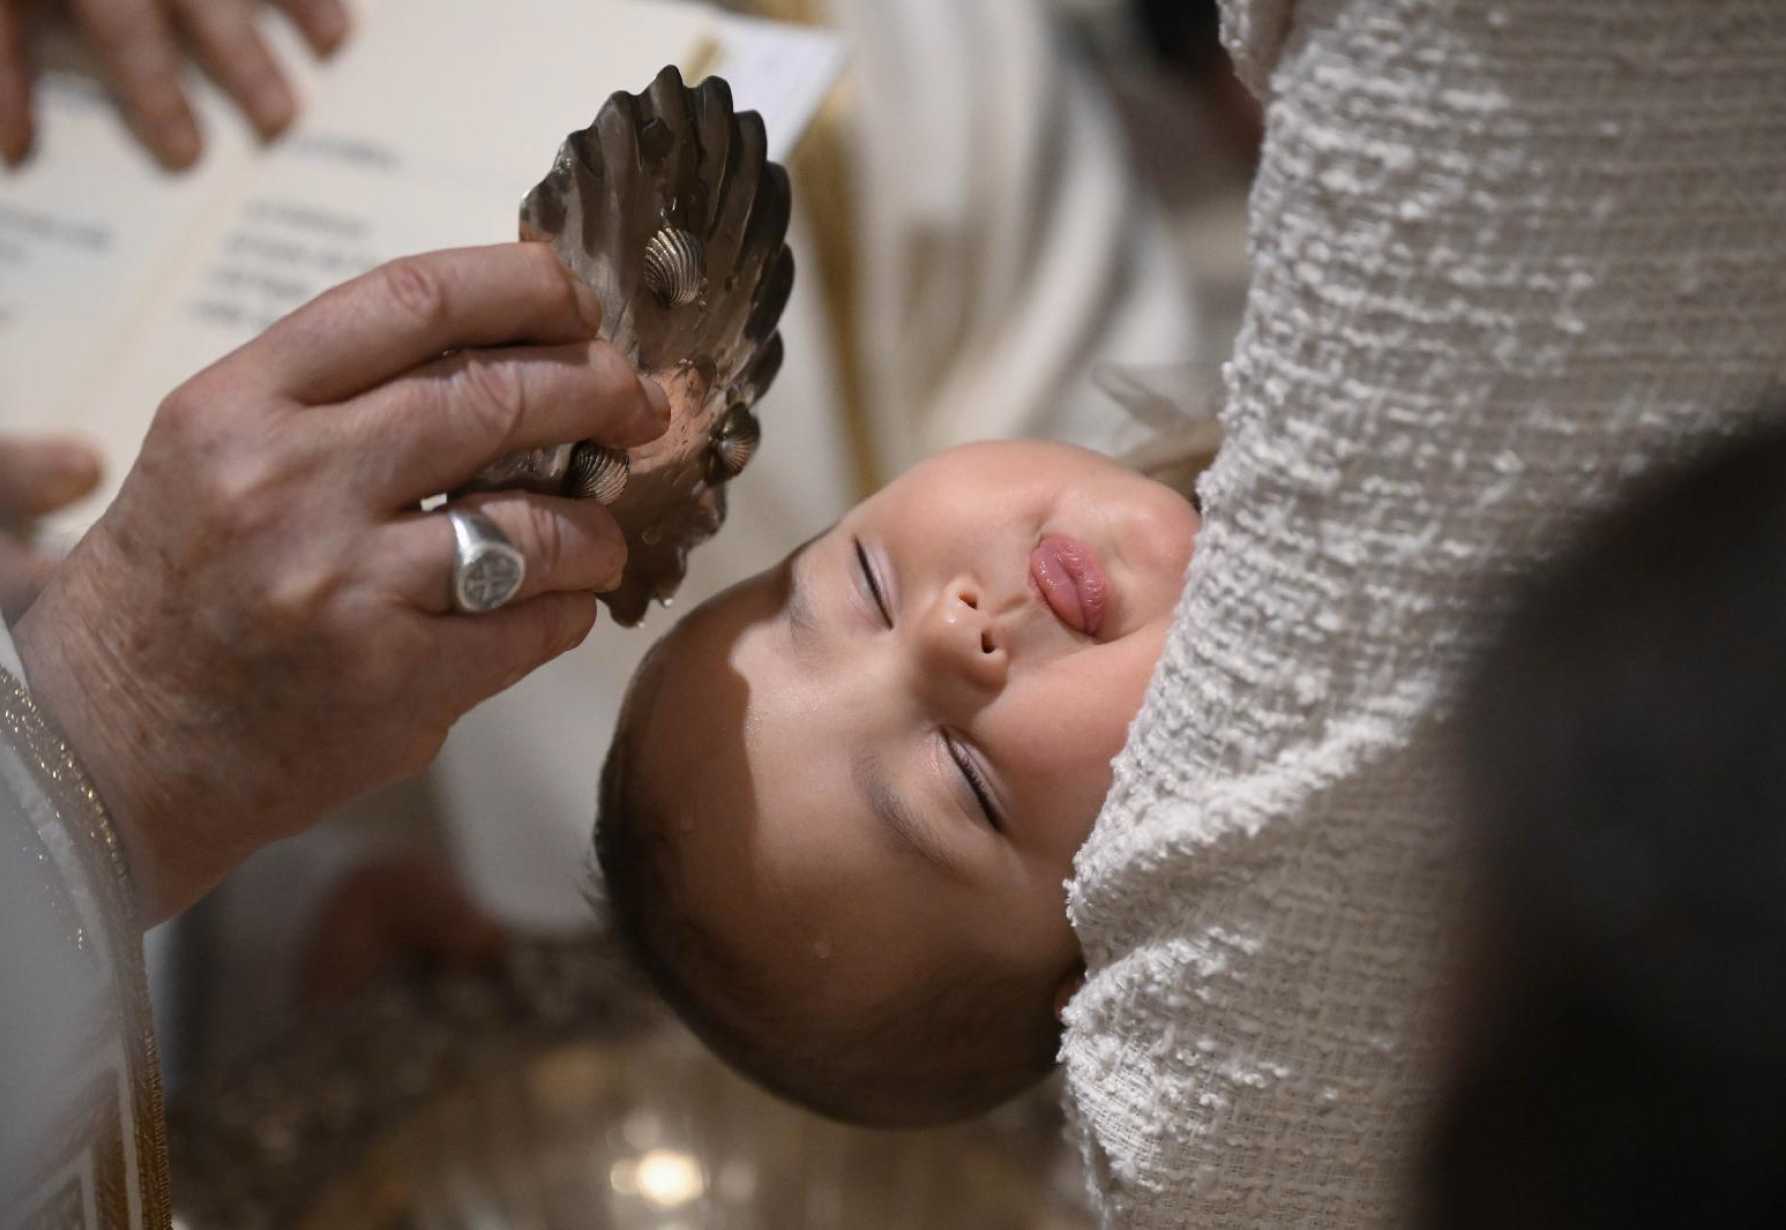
[[1053, 963, 1086, 1023]]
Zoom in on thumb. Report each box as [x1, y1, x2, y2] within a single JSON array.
[[0, 436, 102, 521]]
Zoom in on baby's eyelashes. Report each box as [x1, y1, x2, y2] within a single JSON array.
[[855, 536, 894, 627], [943, 730, 1003, 831]]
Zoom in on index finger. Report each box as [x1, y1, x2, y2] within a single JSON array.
[[2, 0, 33, 166], [71, 0, 201, 169], [252, 244, 605, 405]]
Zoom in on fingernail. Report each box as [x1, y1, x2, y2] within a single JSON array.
[[558, 594, 599, 652], [641, 377, 671, 423], [162, 121, 201, 169], [570, 276, 603, 334], [613, 376, 671, 446], [595, 542, 629, 594], [255, 82, 296, 137], [314, 3, 350, 51], [0, 114, 30, 168]]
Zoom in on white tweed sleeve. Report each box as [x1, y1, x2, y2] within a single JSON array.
[[1061, 2, 1786, 1226]]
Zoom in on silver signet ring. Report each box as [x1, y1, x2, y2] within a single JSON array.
[[448, 507, 526, 614]]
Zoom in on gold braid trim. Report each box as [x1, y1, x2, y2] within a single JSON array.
[[0, 668, 171, 1230]]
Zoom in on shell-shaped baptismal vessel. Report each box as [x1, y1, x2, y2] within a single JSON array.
[[505, 66, 793, 626]]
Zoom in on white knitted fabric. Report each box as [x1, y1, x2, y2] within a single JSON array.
[[1061, 2, 1786, 1226]]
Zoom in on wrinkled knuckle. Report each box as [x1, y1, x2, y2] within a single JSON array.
[[209, 447, 293, 518], [455, 357, 527, 446], [263, 572, 333, 627], [257, 554, 345, 622], [378, 257, 448, 331], [522, 502, 565, 584], [154, 381, 208, 434]]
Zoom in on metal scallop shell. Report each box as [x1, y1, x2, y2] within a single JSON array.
[[690, 486, 726, 539], [712, 406, 761, 481], [508, 66, 795, 626], [566, 442, 630, 504], [641, 226, 705, 308]]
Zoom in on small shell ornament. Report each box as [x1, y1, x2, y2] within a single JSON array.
[[642, 227, 705, 307], [468, 66, 793, 626], [566, 442, 631, 504]]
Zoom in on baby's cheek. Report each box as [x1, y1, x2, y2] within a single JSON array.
[[996, 692, 1121, 848]]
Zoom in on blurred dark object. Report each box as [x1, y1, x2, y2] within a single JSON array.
[[299, 854, 506, 1009], [482, 65, 794, 626], [1129, 0, 1261, 167], [1134, 0, 1223, 75], [170, 934, 1091, 1229], [1422, 412, 1786, 1228]]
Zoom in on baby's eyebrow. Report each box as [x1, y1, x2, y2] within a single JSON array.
[[853, 749, 971, 884], [784, 537, 821, 651]]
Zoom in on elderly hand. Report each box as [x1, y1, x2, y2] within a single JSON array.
[[14, 243, 666, 924], [0, 0, 348, 169], [0, 434, 101, 619]]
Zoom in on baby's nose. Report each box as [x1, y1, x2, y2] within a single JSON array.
[[915, 579, 1008, 697]]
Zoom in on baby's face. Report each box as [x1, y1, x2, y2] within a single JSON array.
[[636, 440, 1199, 1022]]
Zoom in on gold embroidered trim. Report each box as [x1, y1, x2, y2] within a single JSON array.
[[0, 668, 171, 1230]]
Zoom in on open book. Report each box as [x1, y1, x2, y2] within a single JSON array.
[[0, 0, 842, 532]]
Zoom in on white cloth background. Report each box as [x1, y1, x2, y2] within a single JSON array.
[[834, 0, 1206, 469], [1061, 2, 1786, 1225]]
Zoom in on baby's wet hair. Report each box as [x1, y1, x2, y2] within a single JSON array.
[[592, 619, 1061, 1128]]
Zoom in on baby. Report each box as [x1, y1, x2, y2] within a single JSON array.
[[594, 437, 1208, 1126]]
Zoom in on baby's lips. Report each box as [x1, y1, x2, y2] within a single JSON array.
[[1030, 536, 1109, 637]]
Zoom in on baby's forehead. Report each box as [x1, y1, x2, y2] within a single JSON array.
[[627, 571, 775, 839]]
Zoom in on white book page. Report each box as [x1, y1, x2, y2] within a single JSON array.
[[707, 12, 846, 163], [0, 29, 278, 470], [1, 0, 715, 531]]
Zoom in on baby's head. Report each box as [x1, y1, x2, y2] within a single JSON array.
[[595, 440, 1200, 1125]]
